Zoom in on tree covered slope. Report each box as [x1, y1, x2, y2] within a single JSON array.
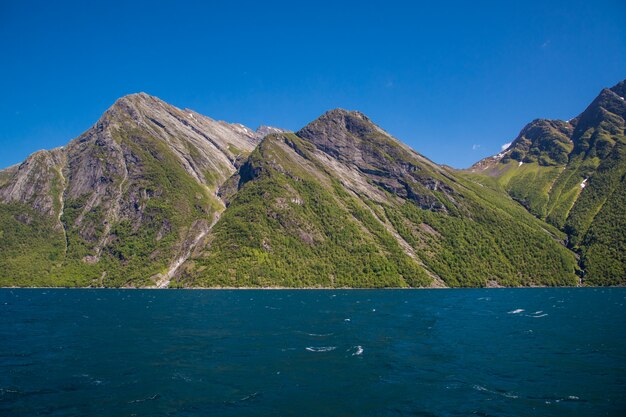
[[469, 80, 626, 285], [179, 110, 577, 288]]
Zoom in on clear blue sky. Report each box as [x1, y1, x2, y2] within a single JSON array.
[[1, 0, 625, 169]]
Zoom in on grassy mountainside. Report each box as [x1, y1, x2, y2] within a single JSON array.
[[469, 80, 626, 285], [179, 111, 578, 288]]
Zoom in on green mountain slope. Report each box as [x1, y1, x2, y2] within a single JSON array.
[[178, 110, 577, 288], [469, 80, 626, 285]]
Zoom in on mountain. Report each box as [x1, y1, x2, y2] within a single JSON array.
[[469, 80, 626, 285], [178, 110, 577, 288], [3, 86, 619, 288], [0, 93, 271, 287]]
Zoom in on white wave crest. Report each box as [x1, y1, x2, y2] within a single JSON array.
[[472, 384, 519, 399], [305, 346, 336, 352]]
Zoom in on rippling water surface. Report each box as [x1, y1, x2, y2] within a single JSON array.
[[1, 288, 625, 416]]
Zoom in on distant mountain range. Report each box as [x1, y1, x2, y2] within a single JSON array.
[[1, 80, 623, 287]]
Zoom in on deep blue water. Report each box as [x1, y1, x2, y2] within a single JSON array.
[[1, 288, 625, 416]]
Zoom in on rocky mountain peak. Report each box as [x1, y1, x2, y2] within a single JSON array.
[[94, 92, 170, 130], [293, 108, 452, 211], [609, 79, 626, 98], [576, 80, 626, 124], [254, 125, 289, 140], [498, 118, 575, 166], [96, 93, 288, 152], [108, 92, 162, 111], [299, 109, 375, 139], [295, 109, 397, 159], [471, 78, 626, 172], [320, 108, 370, 120], [569, 80, 625, 158]]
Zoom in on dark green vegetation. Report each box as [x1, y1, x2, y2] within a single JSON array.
[[180, 112, 577, 288], [1, 81, 624, 288], [180, 133, 432, 288], [0, 204, 67, 286], [469, 80, 626, 285]]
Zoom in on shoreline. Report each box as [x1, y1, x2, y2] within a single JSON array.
[[1, 285, 619, 290]]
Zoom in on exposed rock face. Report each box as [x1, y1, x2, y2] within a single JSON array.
[[0, 148, 66, 218], [255, 125, 289, 140], [0, 93, 278, 287], [296, 109, 455, 211]]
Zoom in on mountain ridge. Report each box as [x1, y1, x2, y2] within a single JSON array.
[[467, 79, 625, 285], [1, 81, 624, 288], [174, 107, 577, 288]]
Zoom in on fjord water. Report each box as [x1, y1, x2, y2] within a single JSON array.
[[1, 289, 625, 416]]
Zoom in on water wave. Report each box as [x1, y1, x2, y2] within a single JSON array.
[[224, 392, 260, 405], [0, 388, 19, 395], [543, 395, 581, 404], [305, 346, 336, 352], [508, 309, 524, 314], [172, 372, 193, 382], [239, 392, 259, 402], [472, 384, 519, 399], [129, 394, 160, 403], [351, 345, 364, 356]]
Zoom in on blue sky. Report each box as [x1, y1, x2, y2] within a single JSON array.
[[1, 0, 625, 169]]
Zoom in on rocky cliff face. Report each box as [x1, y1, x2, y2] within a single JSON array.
[[0, 93, 277, 287], [296, 110, 456, 211], [468, 79, 626, 285], [0, 148, 66, 218]]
